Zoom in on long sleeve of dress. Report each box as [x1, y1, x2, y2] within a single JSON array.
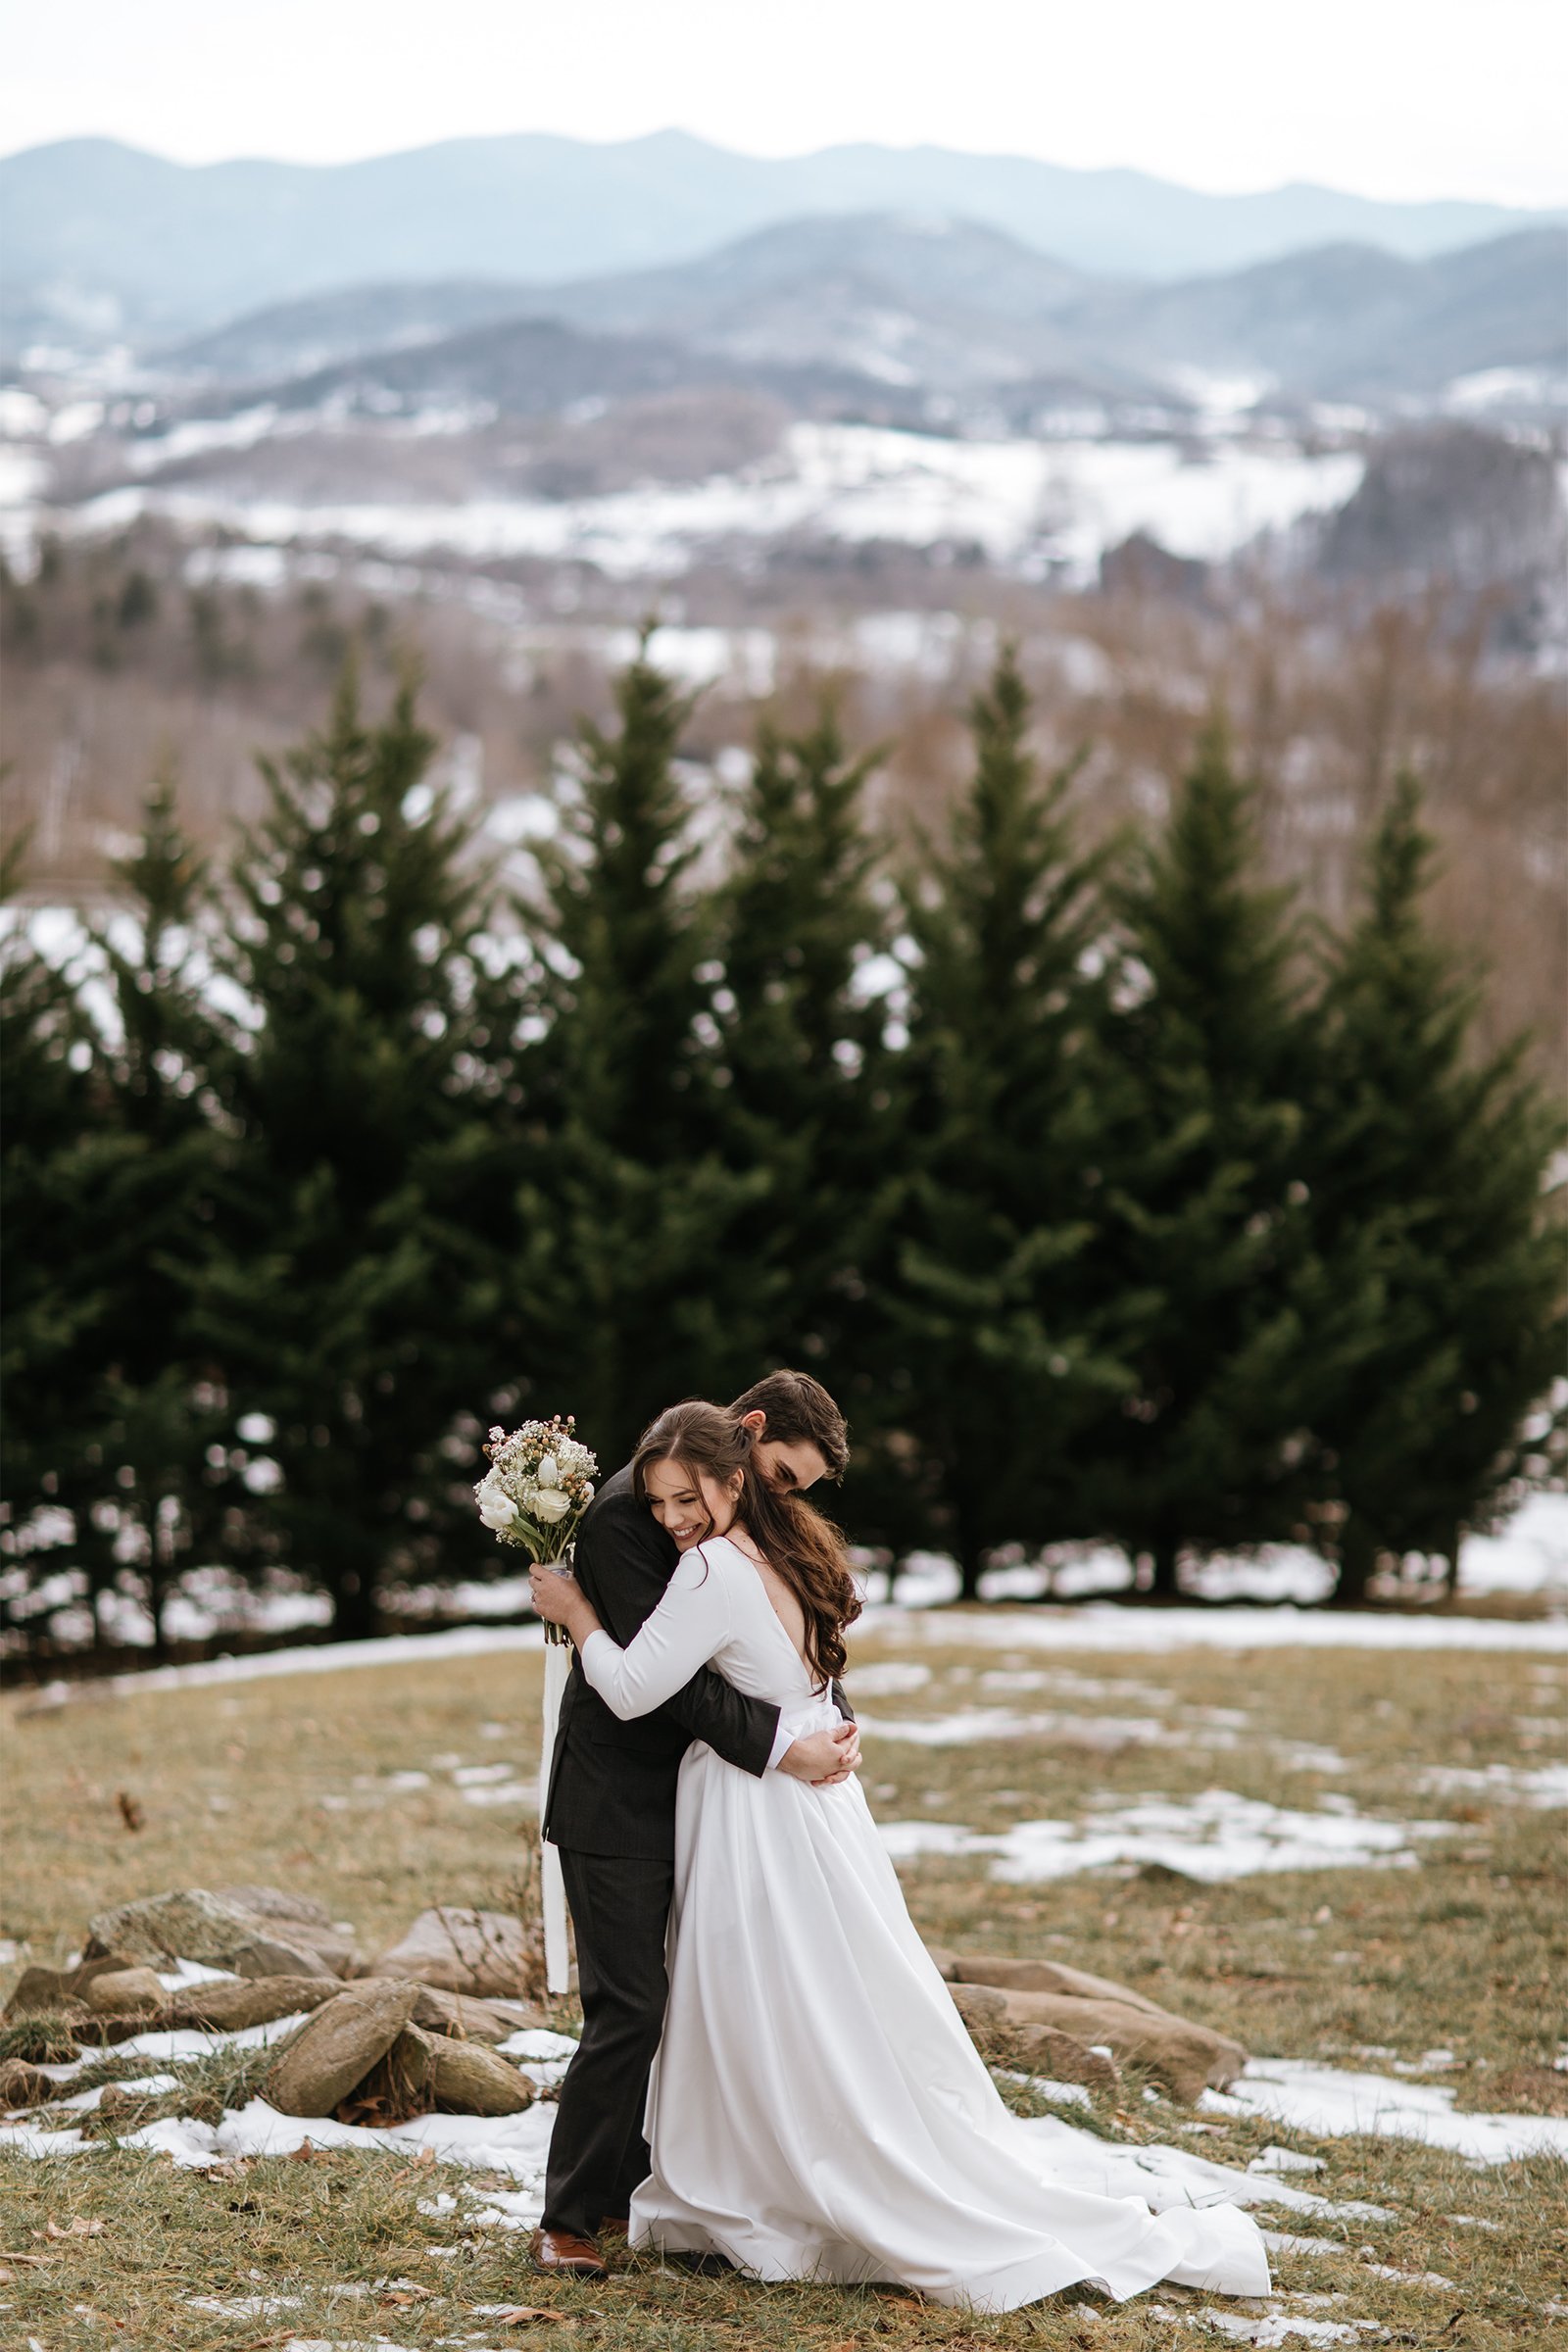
[[579, 1544, 734, 1722]]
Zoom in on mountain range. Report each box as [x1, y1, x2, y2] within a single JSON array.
[[5, 128, 1566, 356], [164, 215, 1567, 421]]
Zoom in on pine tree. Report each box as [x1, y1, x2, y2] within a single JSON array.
[[192, 670, 510, 1639], [1083, 718, 1371, 1594], [0, 788, 226, 1656], [1304, 775, 1566, 1599], [0, 832, 116, 1650], [875, 649, 1123, 1592], [705, 705, 896, 1411], [514, 636, 760, 1468]]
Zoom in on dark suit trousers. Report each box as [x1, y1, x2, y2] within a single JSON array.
[[541, 1848, 673, 2239]]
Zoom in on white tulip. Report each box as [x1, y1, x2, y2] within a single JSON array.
[[478, 1484, 518, 1532], [536, 1452, 561, 1487], [530, 1486, 572, 1524]]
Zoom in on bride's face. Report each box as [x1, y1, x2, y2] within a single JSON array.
[[644, 1455, 742, 1549]]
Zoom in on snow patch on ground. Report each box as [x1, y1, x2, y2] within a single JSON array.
[[1413, 1763, 1568, 1808], [855, 1603, 1568, 1656], [856, 1687, 1353, 1772], [858, 1705, 1167, 1747], [844, 1660, 935, 1698], [1202, 2059, 1568, 2163], [21, 1619, 548, 1704], [1152, 2310, 1388, 2344], [878, 1789, 1451, 1881]]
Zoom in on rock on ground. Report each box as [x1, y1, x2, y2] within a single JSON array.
[[0, 2056, 58, 2108], [931, 1945, 1248, 2100], [3, 1955, 136, 2019], [227, 1932, 347, 1979], [168, 1976, 339, 2033], [82, 1967, 170, 2018], [1002, 1990, 1243, 2101], [263, 1980, 421, 2119], [212, 1885, 360, 1977], [333, 2022, 535, 2125], [426, 2034, 535, 2116], [87, 1887, 350, 1979], [85, 1882, 331, 1976], [366, 1907, 532, 1998], [947, 1984, 1120, 2089], [410, 1984, 546, 2042], [937, 1953, 1177, 2018]]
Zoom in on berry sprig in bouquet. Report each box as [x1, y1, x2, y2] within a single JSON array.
[[474, 1415, 598, 1644]]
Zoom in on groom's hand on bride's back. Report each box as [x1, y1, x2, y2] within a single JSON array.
[[779, 1721, 861, 1787]]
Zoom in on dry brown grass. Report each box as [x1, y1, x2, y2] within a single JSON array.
[[2, 1625, 1566, 2348]]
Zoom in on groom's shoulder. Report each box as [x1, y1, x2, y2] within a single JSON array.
[[584, 1461, 638, 1522], [580, 1461, 664, 1555]]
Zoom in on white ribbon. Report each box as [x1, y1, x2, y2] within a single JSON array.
[[539, 1636, 571, 1994]]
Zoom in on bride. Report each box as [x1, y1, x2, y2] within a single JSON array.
[[529, 1400, 1270, 2313]]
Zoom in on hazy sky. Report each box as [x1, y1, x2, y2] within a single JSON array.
[[5, 0, 1565, 206]]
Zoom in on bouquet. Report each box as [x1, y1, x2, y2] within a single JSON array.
[[474, 1415, 598, 1645]]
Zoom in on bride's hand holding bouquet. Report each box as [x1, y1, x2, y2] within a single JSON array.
[[528, 1558, 600, 1647]]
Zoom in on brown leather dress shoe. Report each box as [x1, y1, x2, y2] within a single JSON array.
[[531, 2228, 607, 2277], [600, 2216, 629, 2240]]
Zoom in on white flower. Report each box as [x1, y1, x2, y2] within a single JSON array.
[[477, 1481, 518, 1532], [530, 1487, 571, 1525], [536, 1452, 561, 1488]]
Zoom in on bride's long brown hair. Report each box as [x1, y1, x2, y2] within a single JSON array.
[[632, 1400, 860, 1687]]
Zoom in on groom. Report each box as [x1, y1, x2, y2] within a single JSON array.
[[534, 1370, 859, 2278]]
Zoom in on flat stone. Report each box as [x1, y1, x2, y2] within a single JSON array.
[[410, 1984, 546, 2043], [947, 1952, 1175, 2020], [948, 1981, 1009, 2031], [3, 1955, 136, 2019], [1004, 2023, 1121, 2090], [168, 1976, 338, 2033], [82, 1967, 170, 2018], [992, 1989, 1247, 2101], [228, 1935, 344, 1981], [212, 1886, 358, 1976], [86, 1888, 351, 1979], [263, 1980, 421, 2119], [938, 1949, 1246, 2098], [87, 1889, 275, 1969], [427, 2035, 534, 2116], [366, 1907, 532, 1998], [949, 1982, 1118, 2088]]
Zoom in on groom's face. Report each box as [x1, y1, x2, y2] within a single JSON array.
[[743, 1414, 830, 1494]]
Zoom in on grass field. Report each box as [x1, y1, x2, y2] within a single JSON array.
[[3, 1619, 1565, 2350]]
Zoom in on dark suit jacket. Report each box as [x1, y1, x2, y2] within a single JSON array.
[[542, 1463, 852, 1860]]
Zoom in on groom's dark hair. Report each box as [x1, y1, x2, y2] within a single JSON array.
[[728, 1370, 849, 1480]]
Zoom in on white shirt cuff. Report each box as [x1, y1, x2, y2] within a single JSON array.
[[765, 1716, 795, 1772]]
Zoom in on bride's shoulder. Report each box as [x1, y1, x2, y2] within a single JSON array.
[[681, 1533, 751, 1580]]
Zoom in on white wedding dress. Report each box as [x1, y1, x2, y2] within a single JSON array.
[[577, 1535, 1270, 2313]]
